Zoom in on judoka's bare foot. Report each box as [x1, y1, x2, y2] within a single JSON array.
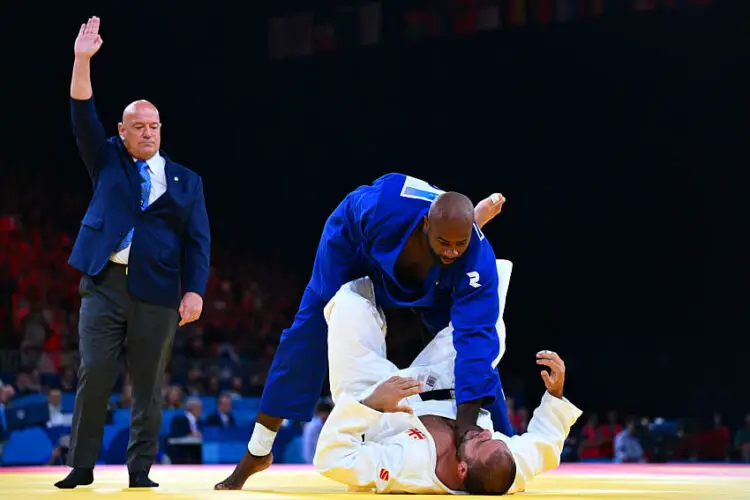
[[475, 193, 506, 229], [214, 451, 273, 490]]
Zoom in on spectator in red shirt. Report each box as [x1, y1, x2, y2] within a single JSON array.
[[695, 413, 730, 461], [578, 414, 603, 460], [599, 410, 623, 459]]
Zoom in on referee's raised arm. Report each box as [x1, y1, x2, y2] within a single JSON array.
[[70, 16, 106, 181]]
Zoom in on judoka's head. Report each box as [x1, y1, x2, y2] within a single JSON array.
[[424, 192, 474, 267], [119, 100, 162, 160], [458, 429, 516, 494]]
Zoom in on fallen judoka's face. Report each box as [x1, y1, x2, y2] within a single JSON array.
[[425, 416, 469, 491], [457, 429, 516, 494], [425, 416, 514, 494]]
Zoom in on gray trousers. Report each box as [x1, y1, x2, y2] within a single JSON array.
[[67, 262, 178, 473]]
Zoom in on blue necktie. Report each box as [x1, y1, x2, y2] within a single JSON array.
[[114, 160, 152, 253]]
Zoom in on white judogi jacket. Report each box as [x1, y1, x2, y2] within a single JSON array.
[[314, 262, 583, 494], [315, 396, 454, 494], [315, 392, 581, 494]]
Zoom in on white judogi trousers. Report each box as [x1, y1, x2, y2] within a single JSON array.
[[324, 259, 514, 417], [315, 259, 582, 494]]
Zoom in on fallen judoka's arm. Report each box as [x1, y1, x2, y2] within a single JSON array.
[[315, 351, 582, 495], [313, 376, 424, 490], [496, 351, 583, 494]]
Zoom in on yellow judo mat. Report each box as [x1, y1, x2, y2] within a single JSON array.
[[1, 463, 748, 499]]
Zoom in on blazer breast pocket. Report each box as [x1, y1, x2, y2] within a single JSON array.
[[81, 213, 104, 230]]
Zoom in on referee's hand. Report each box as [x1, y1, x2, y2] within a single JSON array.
[[74, 16, 103, 60], [179, 292, 203, 326]]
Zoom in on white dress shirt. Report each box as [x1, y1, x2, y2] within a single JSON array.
[[218, 411, 230, 427], [303, 416, 325, 464], [47, 404, 73, 427], [110, 153, 167, 265], [186, 411, 199, 434]]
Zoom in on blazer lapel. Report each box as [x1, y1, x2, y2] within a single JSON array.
[[162, 160, 175, 202], [118, 142, 143, 206]]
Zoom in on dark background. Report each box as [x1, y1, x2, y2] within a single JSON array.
[[1, 1, 748, 421]]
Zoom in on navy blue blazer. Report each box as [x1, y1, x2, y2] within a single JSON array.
[[68, 97, 210, 309]]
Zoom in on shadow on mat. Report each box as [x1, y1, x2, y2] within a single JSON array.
[[250, 488, 378, 495]]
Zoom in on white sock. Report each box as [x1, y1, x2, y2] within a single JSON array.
[[247, 422, 277, 457]]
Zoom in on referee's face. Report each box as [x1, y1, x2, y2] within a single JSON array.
[[118, 100, 162, 161]]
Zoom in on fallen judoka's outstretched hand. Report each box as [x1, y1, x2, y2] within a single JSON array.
[[536, 350, 566, 399], [361, 376, 424, 414]]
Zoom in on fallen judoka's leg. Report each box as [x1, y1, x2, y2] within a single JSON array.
[[320, 276, 472, 494], [316, 276, 583, 495]]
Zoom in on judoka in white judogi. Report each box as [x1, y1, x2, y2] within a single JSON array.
[[314, 260, 582, 494]]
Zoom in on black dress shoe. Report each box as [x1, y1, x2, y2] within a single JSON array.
[[54, 467, 94, 489], [129, 473, 159, 488]]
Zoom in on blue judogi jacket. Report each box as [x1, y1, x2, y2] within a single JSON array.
[[310, 173, 501, 405]]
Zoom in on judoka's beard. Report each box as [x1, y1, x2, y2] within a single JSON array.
[[424, 232, 454, 269]]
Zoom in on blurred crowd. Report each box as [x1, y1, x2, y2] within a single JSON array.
[[0, 168, 303, 398], [1, 168, 749, 465], [559, 410, 750, 464]]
